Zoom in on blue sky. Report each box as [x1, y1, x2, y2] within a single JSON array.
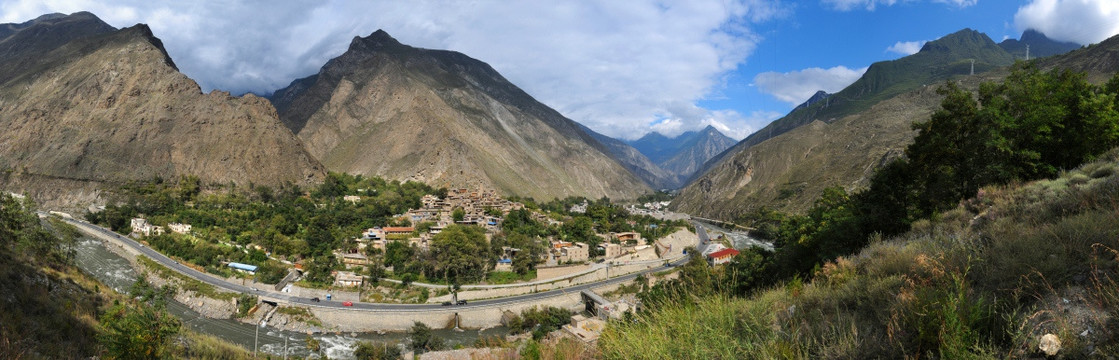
[[700, 1, 1031, 126], [2, 1, 1117, 141]]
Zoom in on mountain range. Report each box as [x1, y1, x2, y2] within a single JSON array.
[[672, 28, 1111, 220], [0, 13, 325, 208], [1, 12, 1108, 213]]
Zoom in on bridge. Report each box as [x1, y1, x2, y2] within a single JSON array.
[[690, 216, 753, 231]]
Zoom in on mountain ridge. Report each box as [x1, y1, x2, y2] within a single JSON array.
[[0, 13, 326, 207], [270, 29, 649, 200], [672, 27, 1097, 220]]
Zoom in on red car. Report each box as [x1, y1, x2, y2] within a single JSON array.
[[342, 301, 353, 307]]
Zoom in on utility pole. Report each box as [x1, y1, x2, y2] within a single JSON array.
[[970, 59, 975, 75], [254, 320, 265, 358], [1026, 44, 1030, 61]]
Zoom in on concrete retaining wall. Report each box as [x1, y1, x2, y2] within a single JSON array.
[[435, 262, 660, 302]]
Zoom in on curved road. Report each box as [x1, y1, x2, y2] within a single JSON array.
[[60, 215, 687, 312]]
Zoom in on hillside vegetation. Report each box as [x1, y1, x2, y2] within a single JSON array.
[[0, 194, 251, 359], [673, 29, 1103, 220], [601, 64, 1119, 358]]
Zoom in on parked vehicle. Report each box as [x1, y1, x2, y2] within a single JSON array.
[[342, 301, 353, 306], [456, 300, 468, 305], [310, 297, 320, 302]]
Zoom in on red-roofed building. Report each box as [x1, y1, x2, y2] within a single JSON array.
[[706, 248, 739, 266], [383, 227, 414, 235]]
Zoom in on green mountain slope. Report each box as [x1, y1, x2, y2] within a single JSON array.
[[672, 28, 1100, 220], [602, 151, 1119, 358], [695, 29, 1015, 182]]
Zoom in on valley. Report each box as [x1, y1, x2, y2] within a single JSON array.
[[3, 4, 1119, 359]]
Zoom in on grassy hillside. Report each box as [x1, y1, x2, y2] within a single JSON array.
[[601, 151, 1119, 358], [698, 28, 1014, 175], [0, 194, 252, 359]]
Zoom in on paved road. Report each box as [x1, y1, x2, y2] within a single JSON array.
[[693, 220, 712, 255], [61, 215, 686, 312]]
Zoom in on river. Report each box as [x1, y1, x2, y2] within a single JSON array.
[[72, 236, 506, 359]]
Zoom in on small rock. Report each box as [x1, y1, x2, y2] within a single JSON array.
[[1081, 328, 1091, 337], [1040, 333, 1061, 356]]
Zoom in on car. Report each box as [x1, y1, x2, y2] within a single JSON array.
[[456, 300, 468, 305], [342, 301, 353, 306], [441, 302, 452, 306], [310, 297, 320, 302]]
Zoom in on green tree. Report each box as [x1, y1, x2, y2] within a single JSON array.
[[99, 302, 181, 359], [303, 255, 337, 285], [409, 322, 444, 354], [452, 207, 465, 223], [384, 241, 414, 270], [430, 225, 491, 282]]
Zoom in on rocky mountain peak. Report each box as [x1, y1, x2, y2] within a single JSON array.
[[919, 28, 995, 54], [118, 24, 178, 70], [348, 29, 408, 54], [999, 28, 1081, 59]]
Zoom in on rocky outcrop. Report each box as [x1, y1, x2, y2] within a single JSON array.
[[270, 30, 649, 200], [0, 13, 325, 200]]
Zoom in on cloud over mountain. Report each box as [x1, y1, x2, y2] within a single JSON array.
[[753, 66, 868, 106], [0, 0, 785, 141], [1014, 0, 1119, 45]]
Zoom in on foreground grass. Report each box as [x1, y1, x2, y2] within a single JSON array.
[[601, 152, 1119, 359]]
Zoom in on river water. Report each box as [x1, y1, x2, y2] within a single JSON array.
[[73, 236, 506, 359], [692, 221, 774, 252]]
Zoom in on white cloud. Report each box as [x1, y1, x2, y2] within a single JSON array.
[[886, 40, 926, 56], [823, 0, 976, 11], [648, 107, 777, 140], [0, 0, 787, 141], [753, 66, 868, 106], [1014, 0, 1119, 45]]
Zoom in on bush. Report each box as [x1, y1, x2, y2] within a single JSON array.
[[507, 306, 573, 339], [353, 341, 402, 360]]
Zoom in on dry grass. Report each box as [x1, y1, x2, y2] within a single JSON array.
[[600, 154, 1119, 359]]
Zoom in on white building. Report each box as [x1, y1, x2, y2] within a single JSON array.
[[167, 223, 192, 234], [130, 218, 164, 237]]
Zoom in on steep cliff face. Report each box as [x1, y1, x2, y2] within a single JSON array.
[[0, 14, 325, 193], [270, 30, 649, 200]]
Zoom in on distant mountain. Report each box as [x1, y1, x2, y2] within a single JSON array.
[[269, 30, 649, 200], [0, 13, 325, 205], [673, 28, 1024, 219], [999, 29, 1080, 60], [657, 126, 737, 182], [577, 124, 678, 190], [628, 132, 678, 165], [622, 126, 735, 188]]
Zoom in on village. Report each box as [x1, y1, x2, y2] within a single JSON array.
[[328, 188, 707, 289], [124, 187, 738, 298]]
